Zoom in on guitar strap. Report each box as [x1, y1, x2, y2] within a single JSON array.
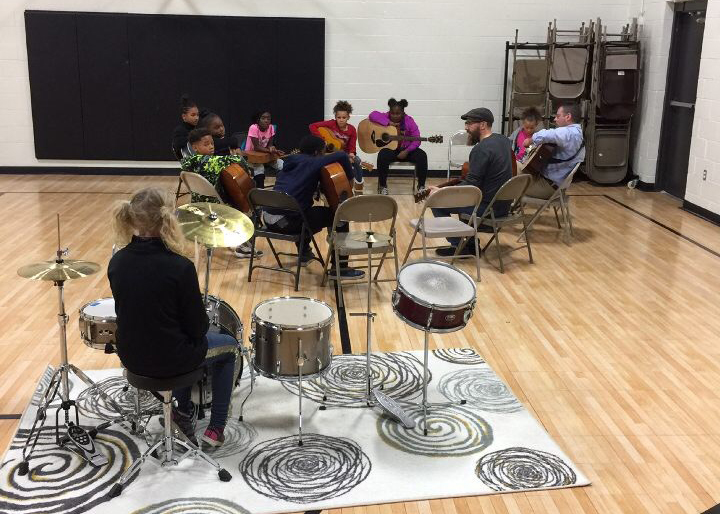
[[548, 142, 585, 164]]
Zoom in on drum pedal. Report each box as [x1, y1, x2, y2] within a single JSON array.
[[372, 388, 415, 429], [66, 424, 108, 467]]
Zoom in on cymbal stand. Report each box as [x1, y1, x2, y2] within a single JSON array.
[[19, 217, 131, 474], [203, 245, 213, 306], [345, 215, 414, 429]]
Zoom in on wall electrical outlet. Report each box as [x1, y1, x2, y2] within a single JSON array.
[[703, 169, 707, 181]]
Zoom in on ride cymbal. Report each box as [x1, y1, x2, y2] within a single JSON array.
[[17, 260, 101, 281], [177, 202, 254, 248]]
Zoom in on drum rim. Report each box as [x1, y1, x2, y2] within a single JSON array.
[[78, 297, 116, 323], [252, 296, 335, 331], [391, 304, 470, 334], [395, 259, 476, 309]]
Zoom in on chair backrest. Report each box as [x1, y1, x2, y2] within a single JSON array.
[[248, 188, 303, 214], [424, 185, 482, 210], [332, 195, 398, 233], [448, 130, 472, 167], [482, 174, 531, 217], [558, 161, 582, 191], [180, 171, 222, 201]]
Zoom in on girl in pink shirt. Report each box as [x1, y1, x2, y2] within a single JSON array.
[[509, 107, 541, 161], [245, 111, 283, 189]]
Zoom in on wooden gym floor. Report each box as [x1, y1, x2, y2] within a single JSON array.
[[1, 173, 719, 514]]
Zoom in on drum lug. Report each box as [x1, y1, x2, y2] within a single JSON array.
[[426, 307, 434, 330], [391, 290, 399, 307], [464, 300, 476, 323], [276, 360, 281, 373], [297, 353, 307, 367]]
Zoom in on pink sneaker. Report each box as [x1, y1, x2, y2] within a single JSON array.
[[201, 426, 225, 447]]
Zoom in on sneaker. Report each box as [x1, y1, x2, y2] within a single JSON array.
[[327, 268, 366, 280], [233, 242, 263, 259], [353, 180, 364, 195], [377, 186, 389, 195], [169, 402, 198, 445], [435, 245, 478, 257], [201, 426, 225, 448], [417, 185, 427, 195]]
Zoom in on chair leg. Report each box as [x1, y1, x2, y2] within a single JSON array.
[[266, 239, 283, 268], [392, 240, 400, 280], [247, 236, 256, 283], [334, 246, 344, 308], [521, 208, 534, 264], [321, 242, 333, 287], [518, 197, 553, 242], [402, 227, 420, 266], [473, 235, 482, 281], [553, 205, 562, 228], [374, 250, 388, 281], [493, 226, 504, 274], [310, 235, 325, 267], [294, 230, 305, 291]]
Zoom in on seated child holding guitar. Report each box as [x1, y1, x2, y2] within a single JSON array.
[[181, 128, 262, 259], [245, 111, 284, 190], [309, 100, 365, 193]]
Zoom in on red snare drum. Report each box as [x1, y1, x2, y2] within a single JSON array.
[[392, 260, 476, 333]]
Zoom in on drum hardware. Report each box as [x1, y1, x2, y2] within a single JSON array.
[[244, 297, 335, 445], [393, 260, 477, 435], [16, 215, 114, 474], [177, 202, 254, 305], [338, 221, 414, 429]]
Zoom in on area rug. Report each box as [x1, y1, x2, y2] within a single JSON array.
[[0, 349, 589, 513]]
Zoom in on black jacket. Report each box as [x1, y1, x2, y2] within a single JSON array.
[[108, 237, 208, 378], [171, 122, 195, 160]]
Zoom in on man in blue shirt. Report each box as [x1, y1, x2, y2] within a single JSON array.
[[523, 103, 585, 198], [264, 135, 365, 279]]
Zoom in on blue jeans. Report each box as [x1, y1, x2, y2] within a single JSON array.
[[431, 205, 477, 247], [351, 155, 363, 183], [173, 332, 238, 429]]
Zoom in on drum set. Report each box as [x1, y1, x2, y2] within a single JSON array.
[[17, 201, 478, 470]]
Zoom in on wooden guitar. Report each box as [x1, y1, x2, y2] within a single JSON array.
[[357, 119, 443, 154], [220, 163, 254, 213], [242, 149, 298, 164], [518, 143, 555, 176], [316, 126, 375, 171], [320, 163, 353, 212]]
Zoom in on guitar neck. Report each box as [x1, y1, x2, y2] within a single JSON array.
[[387, 135, 430, 142]]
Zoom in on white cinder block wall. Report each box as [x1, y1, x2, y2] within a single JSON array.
[[0, 0, 632, 171], [685, 0, 720, 215], [627, 0, 674, 185]]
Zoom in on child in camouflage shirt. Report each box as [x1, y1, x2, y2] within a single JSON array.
[[181, 128, 261, 259]]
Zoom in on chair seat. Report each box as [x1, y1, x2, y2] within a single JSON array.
[[522, 194, 564, 206], [409, 217, 476, 238], [254, 228, 301, 242], [334, 232, 394, 255], [125, 367, 204, 392]]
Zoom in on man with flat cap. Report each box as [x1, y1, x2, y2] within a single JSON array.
[[429, 107, 513, 256]]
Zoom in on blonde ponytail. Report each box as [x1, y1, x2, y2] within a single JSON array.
[[111, 187, 187, 255]]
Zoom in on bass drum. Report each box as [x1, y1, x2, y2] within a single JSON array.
[[393, 260, 476, 333], [250, 297, 334, 380]]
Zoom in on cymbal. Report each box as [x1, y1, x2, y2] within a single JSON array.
[[177, 202, 254, 248], [17, 259, 101, 281], [349, 231, 391, 244]]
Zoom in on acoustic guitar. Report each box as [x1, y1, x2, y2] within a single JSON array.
[[316, 126, 375, 172], [242, 149, 298, 164], [220, 163, 254, 213], [320, 162, 353, 212], [518, 144, 555, 176], [357, 119, 443, 154]]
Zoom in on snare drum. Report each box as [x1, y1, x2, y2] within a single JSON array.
[[250, 297, 334, 380], [79, 298, 117, 352], [393, 260, 476, 333]]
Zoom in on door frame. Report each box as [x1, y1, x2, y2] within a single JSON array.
[[656, 0, 707, 196]]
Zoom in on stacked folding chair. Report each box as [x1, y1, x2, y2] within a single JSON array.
[[586, 20, 640, 184]]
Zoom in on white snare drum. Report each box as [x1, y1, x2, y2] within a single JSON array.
[[250, 297, 334, 380], [393, 260, 476, 333], [78, 298, 117, 352]]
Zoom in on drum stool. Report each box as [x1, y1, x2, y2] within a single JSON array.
[[107, 368, 232, 499]]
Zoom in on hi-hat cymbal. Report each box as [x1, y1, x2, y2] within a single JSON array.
[[177, 202, 254, 248], [349, 231, 391, 244], [17, 260, 101, 281]]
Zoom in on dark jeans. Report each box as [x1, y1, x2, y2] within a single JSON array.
[[351, 155, 364, 183], [376, 147, 428, 188], [173, 331, 237, 429], [266, 206, 349, 266]]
